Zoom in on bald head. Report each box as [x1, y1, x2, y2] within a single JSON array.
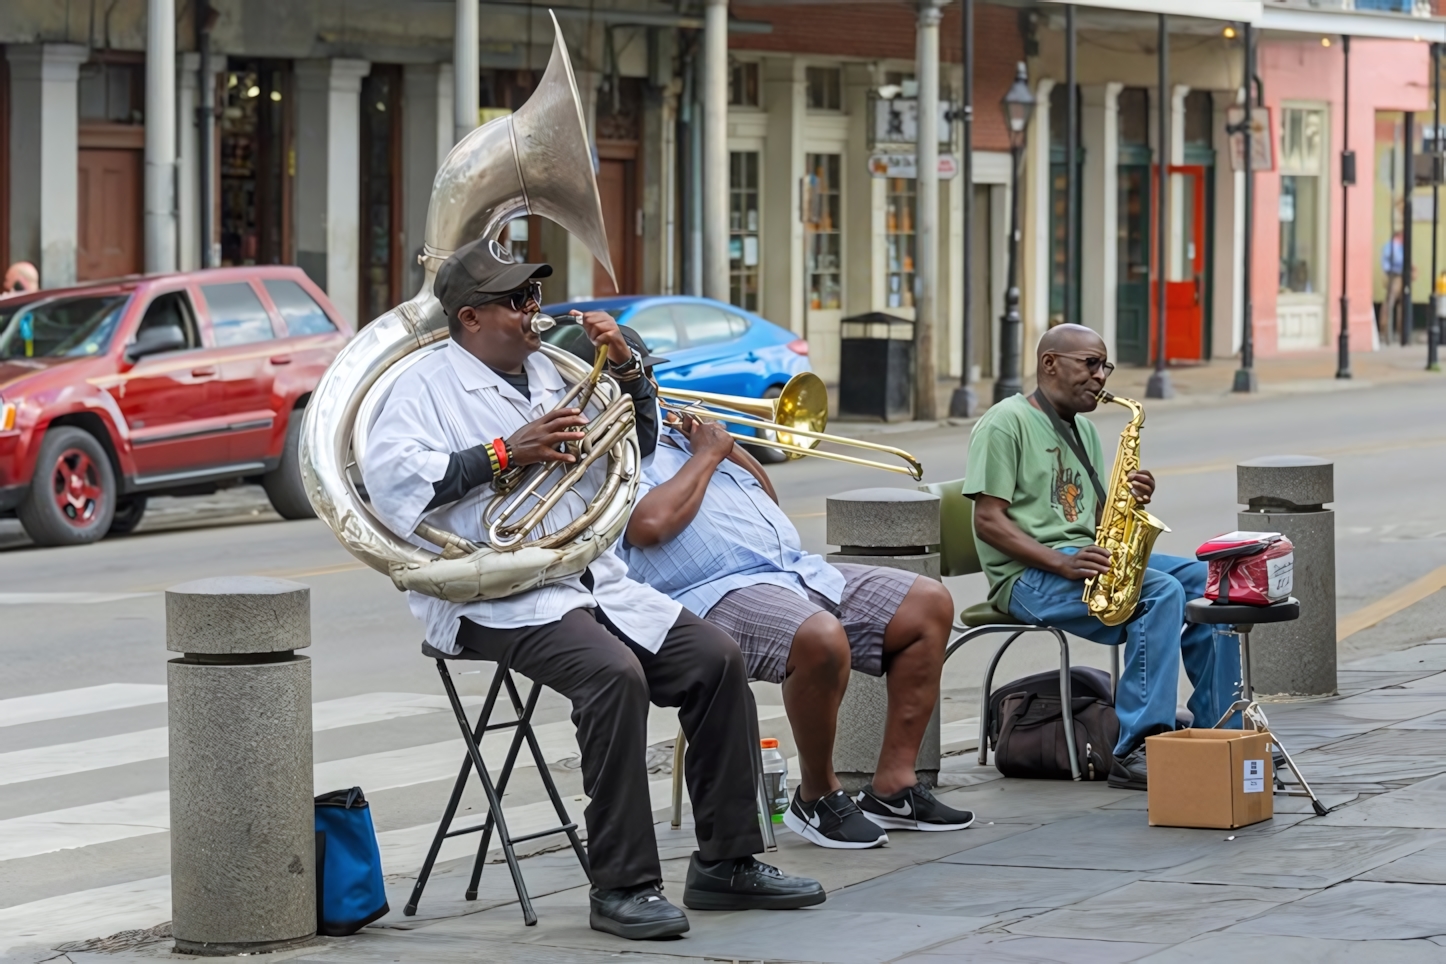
[[3, 262, 38, 295], [1037, 323, 1105, 362]]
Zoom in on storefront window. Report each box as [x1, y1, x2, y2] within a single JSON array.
[[360, 66, 400, 323], [220, 60, 291, 267], [885, 178, 916, 309], [1279, 107, 1325, 295], [729, 151, 761, 311], [805, 153, 841, 310]]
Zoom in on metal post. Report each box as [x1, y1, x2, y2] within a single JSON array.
[[1147, 14, 1174, 398], [1233, 23, 1258, 393], [196, 0, 216, 269], [995, 138, 1026, 401], [915, 0, 943, 420], [1430, 43, 1441, 371], [948, 0, 977, 418], [145, 0, 178, 274], [1403, 109, 1415, 347], [1337, 35, 1352, 379], [454, 0, 478, 145], [703, 0, 730, 303], [168, 578, 315, 953], [1065, 4, 1078, 329]]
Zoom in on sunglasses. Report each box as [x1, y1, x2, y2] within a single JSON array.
[[478, 281, 542, 313], [1049, 350, 1115, 377]]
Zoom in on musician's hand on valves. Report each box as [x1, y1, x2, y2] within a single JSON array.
[[1054, 545, 1112, 581], [571, 310, 631, 365], [506, 408, 588, 466], [675, 413, 735, 464], [1127, 469, 1155, 504]]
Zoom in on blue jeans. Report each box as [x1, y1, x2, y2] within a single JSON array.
[[1007, 550, 1239, 756]]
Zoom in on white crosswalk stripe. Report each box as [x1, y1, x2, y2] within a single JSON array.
[[0, 683, 167, 728]]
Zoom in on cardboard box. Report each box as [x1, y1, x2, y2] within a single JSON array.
[[1146, 729, 1274, 829]]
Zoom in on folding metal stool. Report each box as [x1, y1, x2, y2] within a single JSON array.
[[403, 639, 591, 925]]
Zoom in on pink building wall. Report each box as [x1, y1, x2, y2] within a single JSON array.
[[1253, 38, 1429, 356]]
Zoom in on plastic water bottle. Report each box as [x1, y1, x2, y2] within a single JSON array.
[[760, 738, 789, 822]]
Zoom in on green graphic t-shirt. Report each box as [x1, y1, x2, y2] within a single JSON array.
[[963, 393, 1105, 611]]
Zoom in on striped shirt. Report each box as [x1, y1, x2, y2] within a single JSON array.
[[621, 425, 844, 616]]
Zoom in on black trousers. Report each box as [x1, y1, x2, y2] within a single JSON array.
[[457, 606, 764, 890]]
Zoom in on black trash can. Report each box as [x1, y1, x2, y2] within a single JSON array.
[[838, 312, 914, 422]]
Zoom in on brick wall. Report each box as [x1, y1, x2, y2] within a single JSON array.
[[729, 2, 1024, 152]]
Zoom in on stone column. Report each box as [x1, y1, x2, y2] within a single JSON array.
[[177, 53, 200, 273], [167, 577, 314, 955], [454, 0, 478, 146], [761, 57, 804, 338], [1025, 77, 1055, 362], [1080, 83, 1122, 357], [294, 59, 370, 326], [826, 489, 942, 791], [914, 0, 943, 420], [7, 44, 87, 289], [1236, 456, 1337, 699], [146, 0, 179, 274]]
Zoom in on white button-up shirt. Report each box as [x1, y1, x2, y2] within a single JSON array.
[[362, 341, 681, 655]]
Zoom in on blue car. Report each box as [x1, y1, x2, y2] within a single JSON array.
[[540, 295, 811, 400]]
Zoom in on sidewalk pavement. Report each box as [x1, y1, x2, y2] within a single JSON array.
[[834, 345, 1444, 436], [46, 605, 1446, 963]]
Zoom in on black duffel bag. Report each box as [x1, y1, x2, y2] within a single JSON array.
[[988, 666, 1119, 781]]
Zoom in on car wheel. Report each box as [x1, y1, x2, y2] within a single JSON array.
[[17, 427, 117, 547], [263, 411, 317, 520], [107, 496, 149, 536], [743, 385, 790, 464]]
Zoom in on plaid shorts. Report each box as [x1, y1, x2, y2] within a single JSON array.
[[704, 563, 920, 684]]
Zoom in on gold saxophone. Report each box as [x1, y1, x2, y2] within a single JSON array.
[[1082, 391, 1171, 626]]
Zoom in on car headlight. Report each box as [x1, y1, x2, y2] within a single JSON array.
[[0, 401, 15, 431]]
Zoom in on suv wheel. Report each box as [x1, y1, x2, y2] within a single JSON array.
[[108, 496, 149, 536], [263, 412, 317, 520], [743, 385, 790, 464], [18, 427, 117, 547]]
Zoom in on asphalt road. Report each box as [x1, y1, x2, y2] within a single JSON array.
[[2, 375, 1444, 949]]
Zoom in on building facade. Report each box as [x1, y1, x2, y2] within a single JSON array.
[[3, 0, 1444, 399]]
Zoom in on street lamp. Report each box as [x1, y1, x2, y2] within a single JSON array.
[[994, 61, 1036, 402]]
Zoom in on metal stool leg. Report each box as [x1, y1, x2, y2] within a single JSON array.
[[977, 630, 1027, 765], [1212, 626, 1328, 817], [1054, 629, 1082, 782]]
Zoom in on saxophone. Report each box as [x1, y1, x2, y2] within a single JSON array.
[[1081, 391, 1171, 626]]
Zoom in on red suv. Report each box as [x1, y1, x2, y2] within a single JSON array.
[[0, 267, 352, 546]]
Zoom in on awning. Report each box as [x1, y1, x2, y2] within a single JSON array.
[[1037, 0, 1262, 24], [1259, 7, 1446, 42]]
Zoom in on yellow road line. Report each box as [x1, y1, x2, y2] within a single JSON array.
[[1338, 565, 1446, 642], [257, 561, 369, 580], [1155, 435, 1446, 479]]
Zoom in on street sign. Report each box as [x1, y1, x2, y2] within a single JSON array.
[[868, 152, 959, 180], [870, 96, 956, 149]]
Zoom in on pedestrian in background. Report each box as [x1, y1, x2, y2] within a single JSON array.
[[2, 262, 38, 297]]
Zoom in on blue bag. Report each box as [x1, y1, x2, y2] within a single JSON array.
[[315, 787, 389, 936]]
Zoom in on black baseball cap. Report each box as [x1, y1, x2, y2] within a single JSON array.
[[548, 321, 670, 368], [434, 237, 553, 318]]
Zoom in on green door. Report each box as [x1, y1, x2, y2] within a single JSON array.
[[1116, 159, 1152, 366]]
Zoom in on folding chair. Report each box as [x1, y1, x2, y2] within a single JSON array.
[[920, 478, 1119, 783], [403, 639, 591, 926]]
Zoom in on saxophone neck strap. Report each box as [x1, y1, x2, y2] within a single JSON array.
[[1030, 388, 1107, 525]]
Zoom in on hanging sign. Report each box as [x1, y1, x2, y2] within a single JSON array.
[[870, 97, 957, 149], [1226, 106, 1275, 173], [868, 153, 959, 180]]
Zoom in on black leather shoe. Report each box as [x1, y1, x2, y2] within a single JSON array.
[[1108, 745, 1148, 791], [682, 853, 826, 911], [589, 883, 689, 940]]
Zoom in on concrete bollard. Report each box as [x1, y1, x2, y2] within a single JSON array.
[[1236, 456, 1337, 699], [167, 577, 315, 955], [826, 488, 942, 791]]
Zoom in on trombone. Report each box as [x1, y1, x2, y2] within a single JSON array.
[[658, 372, 924, 480]]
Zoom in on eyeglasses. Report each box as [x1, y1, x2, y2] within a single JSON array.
[[480, 281, 542, 313], [1049, 351, 1115, 377]]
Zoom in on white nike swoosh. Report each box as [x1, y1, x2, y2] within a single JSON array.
[[876, 797, 913, 816], [808, 810, 823, 829]]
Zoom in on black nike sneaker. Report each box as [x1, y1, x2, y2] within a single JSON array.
[[854, 783, 975, 832], [782, 788, 888, 849]]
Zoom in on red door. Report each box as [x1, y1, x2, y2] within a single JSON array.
[[1149, 164, 1207, 363], [594, 146, 637, 295], [77, 149, 143, 281]]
